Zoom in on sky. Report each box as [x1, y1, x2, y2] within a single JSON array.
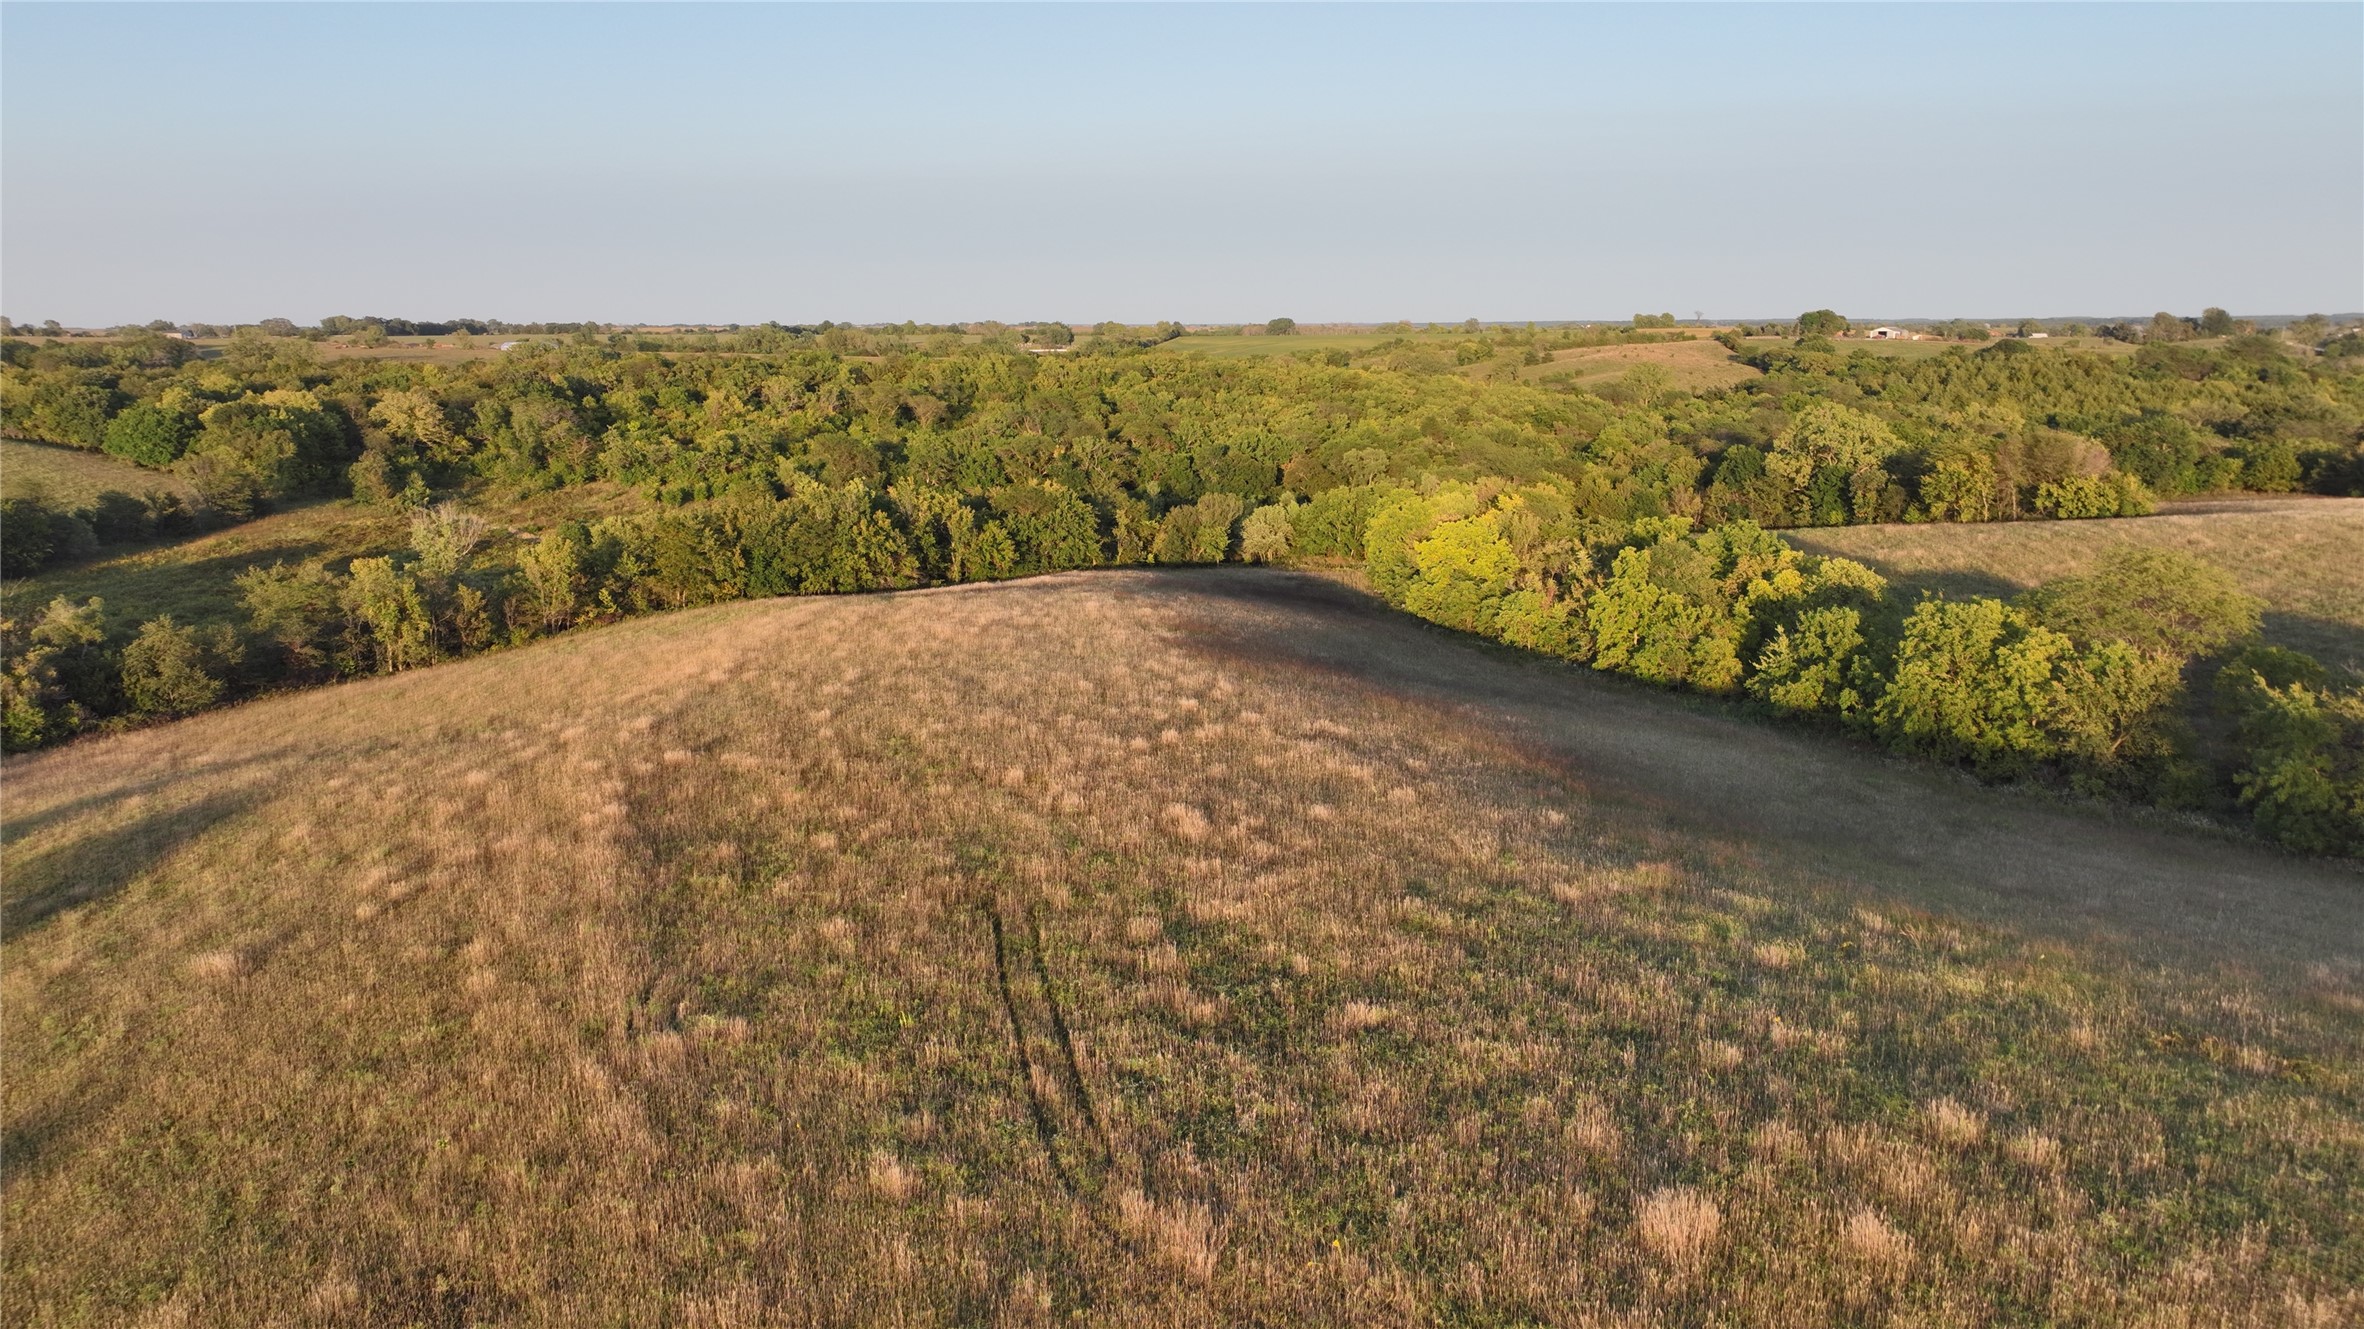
[[3, 2, 2359, 326]]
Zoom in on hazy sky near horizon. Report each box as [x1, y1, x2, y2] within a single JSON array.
[[4, 2, 2359, 326]]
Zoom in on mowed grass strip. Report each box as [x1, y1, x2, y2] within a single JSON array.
[[4, 573, 2358, 1325]]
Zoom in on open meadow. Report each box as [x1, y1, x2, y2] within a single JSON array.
[[1524, 338, 1761, 391], [1, 439, 197, 509], [5, 570, 2358, 1326], [1157, 331, 1475, 359], [1790, 497, 2364, 669]]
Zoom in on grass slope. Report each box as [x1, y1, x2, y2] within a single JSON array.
[[1, 438, 196, 508], [1790, 497, 2364, 668], [0, 483, 652, 633], [1526, 339, 1761, 391], [5, 571, 2359, 1326]]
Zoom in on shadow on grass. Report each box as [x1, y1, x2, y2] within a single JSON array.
[[2260, 610, 2364, 673], [0, 1083, 121, 1187], [0, 537, 351, 629], [1131, 566, 2364, 975], [1, 788, 257, 942], [0, 748, 289, 850]]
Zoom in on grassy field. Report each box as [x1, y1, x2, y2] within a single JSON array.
[[1526, 338, 1761, 391], [0, 484, 651, 632], [1730, 336, 2148, 360], [1790, 497, 2364, 669], [1158, 331, 1475, 359], [1, 439, 196, 508], [4, 569, 2358, 1325]]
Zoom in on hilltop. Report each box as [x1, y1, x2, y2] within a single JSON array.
[[6, 571, 2358, 1325]]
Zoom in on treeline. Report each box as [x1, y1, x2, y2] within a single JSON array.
[[3, 322, 2361, 850], [0, 490, 209, 578], [6, 477, 2358, 854], [1352, 482, 2361, 854], [7, 322, 2357, 536], [0, 480, 1238, 746]]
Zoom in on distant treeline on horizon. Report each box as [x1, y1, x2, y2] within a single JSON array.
[[4, 310, 2356, 340]]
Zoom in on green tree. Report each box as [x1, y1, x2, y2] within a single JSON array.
[[236, 559, 346, 676], [1238, 500, 1297, 564], [1189, 493, 1247, 562], [409, 501, 488, 582], [102, 403, 200, 467], [1797, 309, 1849, 337], [2224, 676, 2364, 855], [1402, 514, 1519, 633], [1873, 598, 2072, 772], [120, 615, 228, 717], [341, 557, 436, 672], [1768, 401, 1901, 522], [517, 525, 588, 632], [1, 596, 113, 748], [1, 497, 58, 577], [1265, 318, 1297, 336]]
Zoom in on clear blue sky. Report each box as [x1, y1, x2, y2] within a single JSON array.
[[4, 2, 2358, 325]]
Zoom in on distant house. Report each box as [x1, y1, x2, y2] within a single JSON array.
[[1865, 327, 1910, 340], [2026, 332, 2050, 339]]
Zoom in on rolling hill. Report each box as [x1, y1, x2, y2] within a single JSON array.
[[6, 569, 2359, 1325]]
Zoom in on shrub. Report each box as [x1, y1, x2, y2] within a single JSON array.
[[1, 496, 58, 577], [2017, 547, 2261, 659], [2032, 473, 2152, 519], [2224, 677, 2364, 855]]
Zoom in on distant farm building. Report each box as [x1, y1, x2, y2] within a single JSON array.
[[1866, 326, 1913, 340]]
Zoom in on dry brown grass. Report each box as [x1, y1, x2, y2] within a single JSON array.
[[1790, 496, 2364, 667], [4, 571, 2360, 1325]]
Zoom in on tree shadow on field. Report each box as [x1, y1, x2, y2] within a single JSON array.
[[0, 531, 360, 631], [1853, 568, 2024, 608], [1131, 567, 2364, 978], [0, 751, 285, 850], [1, 789, 256, 941], [2260, 611, 2364, 674]]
